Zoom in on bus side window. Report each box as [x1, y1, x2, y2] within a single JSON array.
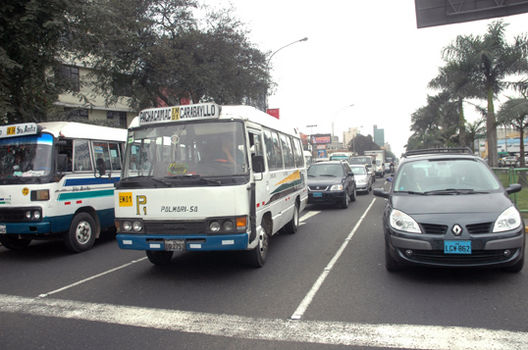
[[57, 139, 73, 171], [249, 131, 265, 172], [73, 140, 92, 172]]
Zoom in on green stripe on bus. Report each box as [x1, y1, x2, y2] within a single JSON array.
[[58, 189, 114, 201]]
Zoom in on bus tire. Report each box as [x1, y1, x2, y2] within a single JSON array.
[[64, 212, 96, 253], [0, 235, 32, 250], [146, 250, 173, 265], [284, 202, 299, 234], [247, 227, 269, 268]]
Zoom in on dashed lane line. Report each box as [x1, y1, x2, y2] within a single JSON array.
[[1, 293, 527, 350], [291, 198, 376, 320], [37, 257, 147, 298]]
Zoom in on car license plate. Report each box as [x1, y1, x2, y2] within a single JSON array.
[[444, 240, 471, 254], [164, 239, 185, 251], [313, 192, 323, 198], [0, 224, 5, 234]]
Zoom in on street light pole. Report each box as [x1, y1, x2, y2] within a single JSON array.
[[265, 37, 308, 109]]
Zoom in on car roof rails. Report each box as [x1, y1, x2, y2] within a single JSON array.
[[403, 147, 473, 157]]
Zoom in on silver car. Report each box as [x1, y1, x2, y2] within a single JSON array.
[[350, 164, 373, 193]]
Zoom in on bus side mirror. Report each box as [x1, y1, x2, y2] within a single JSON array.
[[252, 155, 265, 173]]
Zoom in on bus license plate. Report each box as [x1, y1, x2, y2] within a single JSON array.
[[164, 239, 185, 251], [0, 224, 5, 234], [444, 240, 471, 254]]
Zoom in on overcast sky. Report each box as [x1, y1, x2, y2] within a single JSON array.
[[213, 0, 528, 157]]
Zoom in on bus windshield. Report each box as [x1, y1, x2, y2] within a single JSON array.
[[0, 133, 54, 184], [123, 120, 248, 180]]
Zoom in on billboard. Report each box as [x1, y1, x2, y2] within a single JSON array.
[[310, 134, 332, 145]]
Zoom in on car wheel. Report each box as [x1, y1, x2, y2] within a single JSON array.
[[0, 235, 32, 250], [350, 186, 356, 202], [64, 212, 96, 253], [385, 241, 401, 272], [340, 190, 350, 209], [146, 250, 174, 265], [284, 202, 299, 234], [246, 226, 269, 268]]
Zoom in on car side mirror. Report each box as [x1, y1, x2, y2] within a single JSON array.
[[373, 188, 390, 198], [506, 183, 522, 194]]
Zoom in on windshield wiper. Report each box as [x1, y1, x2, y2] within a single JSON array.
[[319, 174, 337, 177], [424, 188, 490, 195], [394, 190, 425, 195], [164, 174, 221, 186]]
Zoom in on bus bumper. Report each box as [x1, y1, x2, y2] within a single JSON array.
[[0, 221, 51, 235], [116, 233, 249, 251]]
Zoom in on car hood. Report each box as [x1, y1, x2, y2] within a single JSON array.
[[354, 175, 368, 182], [307, 176, 342, 186], [392, 192, 512, 215]]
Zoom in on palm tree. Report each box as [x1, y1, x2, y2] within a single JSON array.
[[497, 98, 528, 167], [429, 60, 479, 147], [465, 119, 486, 153], [442, 20, 528, 167]]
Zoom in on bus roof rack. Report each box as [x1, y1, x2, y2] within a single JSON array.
[[403, 147, 473, 157]]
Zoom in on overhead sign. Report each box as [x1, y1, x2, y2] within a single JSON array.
[[0, 123, 38, 138], [139, 103, 219, 125], [415, 0, 528, 28]]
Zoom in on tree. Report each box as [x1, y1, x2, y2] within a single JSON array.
[[497, 97, 528, 167], [465, 119, 486, 153], [347, 134, 379, 155], [0, 0, 272, 123], [442, 20, 528, 167], [0, 0, 75, 123]]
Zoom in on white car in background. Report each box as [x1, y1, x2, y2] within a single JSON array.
[[350, 164, 373, 193]]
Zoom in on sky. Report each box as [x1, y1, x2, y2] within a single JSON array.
[[213, 0, 528, 157]]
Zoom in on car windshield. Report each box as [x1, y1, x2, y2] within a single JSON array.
[[350, 166, 366, 175], [393, 158, 501, 194], [0, 133, 53, 183], [123, 120, 248, 181], [308, 163, 344, 177]]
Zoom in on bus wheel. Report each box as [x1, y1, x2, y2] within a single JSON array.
[[64, 212, 96, 253], [284, 203, 299, 234], [146, 250, 173, 265], [0, 235, 31, 250], [247, 228, 269, 268]]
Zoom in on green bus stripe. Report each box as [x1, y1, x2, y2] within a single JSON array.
[[58, 189, 114, 201]]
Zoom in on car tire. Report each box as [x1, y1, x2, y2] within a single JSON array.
[[340, 190, 350, 209], [246, 226, 269, 268], [350, 186, 356, 202], [284, 202, 299, 234], [146, 250, 173, 265], [385, 242, 401, 272], [64, 212, 96, 253], [0, 235, 32, 250]]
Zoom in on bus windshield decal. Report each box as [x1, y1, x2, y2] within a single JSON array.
[[139, 103, 219, 125]]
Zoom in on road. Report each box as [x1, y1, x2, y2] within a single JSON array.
[[1, 178, 527, 350]]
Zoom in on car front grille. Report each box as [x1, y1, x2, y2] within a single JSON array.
[[466, 222, 493, 234], [309, 185, 329, 191], [420, 223, 448, 235], [406, 249, 517, 265]]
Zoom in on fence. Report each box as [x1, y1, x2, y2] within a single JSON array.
[[493, 167, 528, 218]]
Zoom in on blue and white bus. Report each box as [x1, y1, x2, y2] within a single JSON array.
[[114, 103, 308, 267], [0, 122, 127, 252]]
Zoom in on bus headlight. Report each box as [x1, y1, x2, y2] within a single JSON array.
[[122, 221, 132, 232], [209, 221, 221, 232], [25, 209, 42, 221], [132, 220, 143, 232], [222, 220, 234, 232]]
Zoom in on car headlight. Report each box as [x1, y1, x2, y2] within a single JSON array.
[[330, 184, 344, 191], [493, 206, 522, 232], [389, 209, 421, 233]]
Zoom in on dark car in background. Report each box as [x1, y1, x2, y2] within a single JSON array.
[[307, 161, 356, 208], [374, 148, 525, 272]]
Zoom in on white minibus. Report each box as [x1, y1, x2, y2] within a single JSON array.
[[115, 103, 308, 267], [0, 122, 127, 252]]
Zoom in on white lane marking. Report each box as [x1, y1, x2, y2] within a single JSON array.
[[291, 198, 376, 320], [1, 293, 527, 350], [299, 210, 320, 222], [37, 257, 147, 298]]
